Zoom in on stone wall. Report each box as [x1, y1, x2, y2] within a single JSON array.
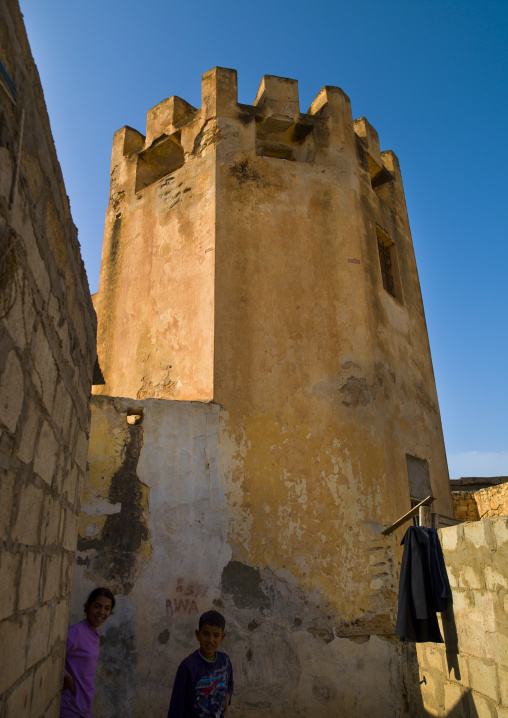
[[0, 2, 96, 716], [71, 395, 416, 717], [416, 518, 508, 717], [452, 491, 480, 522], [452, 478, 508, 523]]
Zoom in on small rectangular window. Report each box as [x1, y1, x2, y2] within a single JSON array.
[[376, 226, 403, 303], [406, 455, 431, 502]]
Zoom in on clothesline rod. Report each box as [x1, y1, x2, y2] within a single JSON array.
[[381, 495, 435, 536]]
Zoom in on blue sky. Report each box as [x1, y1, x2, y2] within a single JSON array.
[[19, 0, 507, 480]]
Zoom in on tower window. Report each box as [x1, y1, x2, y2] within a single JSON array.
[[376, 227, 403, 303]]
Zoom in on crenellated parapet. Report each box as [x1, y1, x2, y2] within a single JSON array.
[[107, 67, 401, 209]]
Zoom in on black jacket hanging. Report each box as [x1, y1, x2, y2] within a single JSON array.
[[395, 525, 451, 643]]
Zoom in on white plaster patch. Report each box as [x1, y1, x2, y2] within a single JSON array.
[[81, 500, 122, 516]]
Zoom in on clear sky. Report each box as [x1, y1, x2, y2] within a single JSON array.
[[19, 0, 507, 480]]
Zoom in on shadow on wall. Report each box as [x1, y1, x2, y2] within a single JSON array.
[[410, 599, 479, 718], [440, 692, 479, 718]]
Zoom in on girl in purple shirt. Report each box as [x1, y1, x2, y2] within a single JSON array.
[[60, 587, 115, 718]]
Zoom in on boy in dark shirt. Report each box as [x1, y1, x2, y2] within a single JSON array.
[[167, 610, 234, 718]]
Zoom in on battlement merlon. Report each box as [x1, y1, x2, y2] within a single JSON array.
[[201, 66, 238, 119], [109, 125, 145, 181], [354, 117, 382, 167], [146, 96, 197, 146], [307, 86, 355, 150], [254, 75, 300, 121]]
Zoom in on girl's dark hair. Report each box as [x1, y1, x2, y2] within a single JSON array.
[[84, 587, 116, 612]]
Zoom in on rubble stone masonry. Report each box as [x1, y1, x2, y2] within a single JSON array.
[[452, 478, 508, 523], [0, 2, 96, 716]]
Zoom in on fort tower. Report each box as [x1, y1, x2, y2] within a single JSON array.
[[80, 68, 454, 715]]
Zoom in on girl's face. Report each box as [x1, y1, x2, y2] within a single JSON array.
[[86, 595, 113, 631]]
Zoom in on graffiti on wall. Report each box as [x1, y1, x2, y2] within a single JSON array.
[[166, 578, 209, 616]]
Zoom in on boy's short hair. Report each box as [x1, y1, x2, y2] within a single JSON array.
[[199, 610, 225, 631]]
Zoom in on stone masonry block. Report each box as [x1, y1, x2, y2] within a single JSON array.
[[12, 482, 43, 546], [16, 401, 41, 465], [41, 493, 62, 546], [447, 568, 459, 589], [455, 605, 498, 661], [69, 301, 89, 358], [420, 670, 442, 708], [472, 591, 496, 629], [27, 604, 51, 668], [469, 657, 500, 703], [73, 429, 89, 473], [458, 565, 483, 589], [31, 654, 62, 718], [444, 681, 469, 717], [0, 350, 24, 433], [3, 279, 35, 353], [425, 645, 447, 673], [500, 667, 508, 707], [32, 324, 58, 412], [52, 448, 70, 494], [415, 643, 427, 666], [42, 552, 63, 603], [18, 551, 42, 611], [484, 565, 508, 591], [0, 616, 29, 693], [45, 694, 63, 718], [0, 469, 15, 541], [33, 420, 59, 486], [498, 632, 508, 668], [46, 292, 60, 328], [0, 430, 12, 471], [449, 589, 471, 615], [0, 549, 20, 620], [25, 224, 51, 303], [52, 379, 74, 443], [62, 462, 79, 504], [470, 692, 499, 718], [447, 652, 470, 685], [5, 671, 33, 718], [50, 599, 69, 647], [55, 319, 71, 361], [62, 509, 78, 551], [489, 516, 508, 549], [463, 520, 487, 549], [60, 551, 75, 597]]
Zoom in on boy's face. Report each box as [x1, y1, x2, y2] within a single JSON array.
[[195, 623, 225, 659]]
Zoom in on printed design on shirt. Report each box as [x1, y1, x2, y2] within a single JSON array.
[[194, 665, 228, 716]]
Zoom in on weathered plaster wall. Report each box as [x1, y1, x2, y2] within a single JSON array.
[[0, 2, 97, 716], [92, 92, 216, 402], [210, 72, 453, 630], [416, 518, 508, 717], [92, 68, 453, 544], [81, 67, 456, 716], [91, 65, 453, 628], [73, 396, 418, 717]]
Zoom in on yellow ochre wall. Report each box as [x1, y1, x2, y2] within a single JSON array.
[[78, 67, 454, 716]]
